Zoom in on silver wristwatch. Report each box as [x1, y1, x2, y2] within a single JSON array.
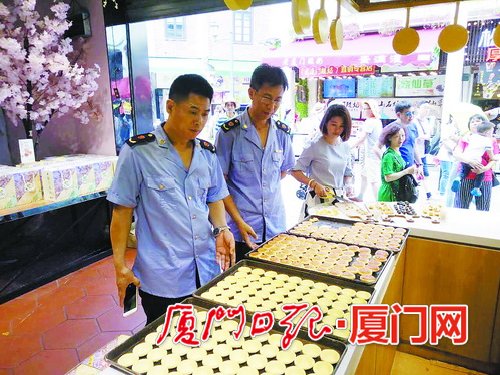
[[212, 226, 230, 237]]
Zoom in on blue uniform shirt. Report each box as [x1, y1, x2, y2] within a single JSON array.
[[107, 126, 229, 298], [215, 109, 295, 242], [401, 122, 419, 166]]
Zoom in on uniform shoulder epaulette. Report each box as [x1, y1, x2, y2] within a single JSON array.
[[199, 139, 216, 153], [126, 133, 155, 147], [275, 120, 291, 134], [221, 118, 240, 133]]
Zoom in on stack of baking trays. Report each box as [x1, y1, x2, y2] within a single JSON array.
[[106, 217, 408, 374]]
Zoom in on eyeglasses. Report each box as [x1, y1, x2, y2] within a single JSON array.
[[405, 111, 415, 117], [256, 93, 282, 107]]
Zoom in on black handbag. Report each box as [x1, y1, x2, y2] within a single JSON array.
[[390, 174, 419, 203]]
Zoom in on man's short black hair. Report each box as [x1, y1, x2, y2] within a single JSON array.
[[169, 74, 214, 102], [319, 104, 352, 141], [476, 121, 494, 135], [395, 100, 412, 114], [250, 64, 288, 91]]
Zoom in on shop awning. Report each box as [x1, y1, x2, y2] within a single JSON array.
[[262, 28, 443, 76]]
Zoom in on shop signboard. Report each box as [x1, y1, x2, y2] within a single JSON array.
[[300, 64, 376, 78], [357, 76, 395, 98], [323, 78, 356, 98], [486, 47, 500, 62], [395, 75, 445, 97], [333, 97, 443, 120], [477, 62, 500, 99]]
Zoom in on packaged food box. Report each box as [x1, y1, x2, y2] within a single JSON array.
[[0, 168, 17, 210], [13, 166, 43, 206], [93, 159, 114, 192], [42, 165, 78, 202]]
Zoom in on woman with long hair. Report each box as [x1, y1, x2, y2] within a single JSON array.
[[291, 104, 354, 217]]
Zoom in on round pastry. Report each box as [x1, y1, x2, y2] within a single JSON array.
[[331, 301, 349, 311], [221, 320, 239, 333], [225, 337, 243, 349], [230, 349, 249, 364], [187, 347, 207, 362], [171, 342, 190, 357], [214, 343, 232, 358], [284, 365, 306, 375], [219, 360, 240, 375], [275, 273, 290, 281], [147, 347, 167, 362], [213, 329, 231, 343], [341, 288, 356, 297], [326, 285, 342, 294], [333, 329, 350, 339], [201, 339, 219, 351], [352, 297, 368, 304], [238, 266, 252, 273], [132, 358, 154, 374], [320, 349, 340, 364], [133, 342, 153, 357], [251, 267, 266, 275], [192, 366, 214, 375], [147, 365, 170, 375], [145, 332, 159, 346], [242, 340, 262, 354], [294, 354, 315, 370], [260, 343, 279, 358], [117, 352, 139, 368], [288, 276, 302, 284], [276, 350, 296, 365], [267, 333, 283, 347], [356, 291, 372, 300], [360, 274, 377, 283], [236, 366, 258, 375], [265, 360, 287, 375], [302, 343, 321, 358], [313, 361, 334, 375], [161, 353, 181, 369], [202, 354, 223, 369], [178, 359, 198, 374], [156, 324, 164, 333], [253, 332, 270, 343], [337, 295, 353, 305], [246, 354, 267, 370]]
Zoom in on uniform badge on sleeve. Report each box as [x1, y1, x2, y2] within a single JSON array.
[[126, 133, 156, 147], [221, 118, 240, 132], [276, 120, 291, 134], [199, 139, 216, 153]]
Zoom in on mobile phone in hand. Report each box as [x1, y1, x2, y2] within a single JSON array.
[[123, 283, 138, 317]]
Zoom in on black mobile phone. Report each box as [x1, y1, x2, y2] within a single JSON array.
[[123, 283, 138, 317]]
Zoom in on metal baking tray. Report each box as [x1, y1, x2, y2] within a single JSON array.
[[193, 259, 375, 342], [245, 233, 392, 285], [289, 215, 409, 252], [106, 296, 348, 374]]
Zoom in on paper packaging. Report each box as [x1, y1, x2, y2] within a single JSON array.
[[0, 169, 17, 210], [13, 167, 43, 206], [93, 159, 114, 192], [74, 162, 96, 196], [42, 165, 78, 201]]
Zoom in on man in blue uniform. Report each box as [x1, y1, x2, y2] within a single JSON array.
[[376, 101, 423, 173], [108, 74, 235, 324], [215, 64, 295, 261]]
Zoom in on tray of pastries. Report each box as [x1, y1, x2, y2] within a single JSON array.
[[106, 297, 348, 374], [194, 259, 375, 342], [365, 202, 397, 216], [333, 201, 372, 220], [419, 203, 444, 223], [290, 216, 408, 252], [246, 233, 391, 285]]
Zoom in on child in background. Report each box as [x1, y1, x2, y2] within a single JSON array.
[[451, 121, 496, 197]]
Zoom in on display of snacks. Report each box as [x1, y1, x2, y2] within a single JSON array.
[[247, 233, 390, 284], [106, 297, 347, 375], [421, 203, 443, 219], [195, 260, 374, 341], [0, 168, 17, 210], [393, 201, 418, 217], [366, 202, 396, 216], [334, 201, 371, 219], [289, 216, 408, 252], [308, 204, 341, 218]]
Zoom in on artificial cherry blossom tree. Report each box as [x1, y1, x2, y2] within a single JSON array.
[[0, 0, 100, 157]]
